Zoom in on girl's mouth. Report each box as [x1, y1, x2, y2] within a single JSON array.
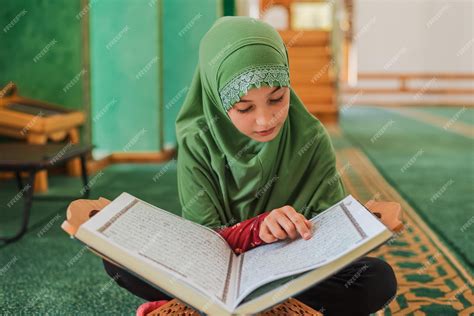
[[255, 126, 276, 136]]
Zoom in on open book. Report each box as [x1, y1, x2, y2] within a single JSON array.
[[72, 193, 393, 315]]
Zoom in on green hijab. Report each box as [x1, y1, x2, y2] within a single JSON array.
[[175, 16, 345, 229]]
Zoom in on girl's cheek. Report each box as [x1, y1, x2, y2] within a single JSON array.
[[246, 117, 256, 133], [275, 104, 289, 122]]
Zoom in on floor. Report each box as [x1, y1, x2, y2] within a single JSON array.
[[0, 106, 472, 315]]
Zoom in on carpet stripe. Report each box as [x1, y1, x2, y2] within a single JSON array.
[[329, 126, 473, 315], [383, 108, 474, 139]]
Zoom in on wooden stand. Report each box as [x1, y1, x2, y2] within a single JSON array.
[[0, 82, 85, 192], [365, 200, 403, 232], [146, 297, 323, 315], [62, 198, 403, 315]]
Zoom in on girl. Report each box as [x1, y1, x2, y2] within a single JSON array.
[[103, 16, 397, 316]]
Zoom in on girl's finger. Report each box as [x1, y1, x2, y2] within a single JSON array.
[[265, 215, 288, 240], [276, 214, 298, 240], [282, 207, 311, 239], [305, 218, 313, 230], [260, 223, 277, 243]]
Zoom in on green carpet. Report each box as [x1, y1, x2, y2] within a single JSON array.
[[340, 106, 474, 273], [0, 163, 180, 315], [1, 106, 472, 314], [414, 106, 474, 125], [330, 138, 473, 315]]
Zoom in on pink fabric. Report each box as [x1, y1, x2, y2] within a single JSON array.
[[216, 211, 271, 254], [136, 300, 169, 316]]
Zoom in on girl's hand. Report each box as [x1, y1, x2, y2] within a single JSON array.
[[259, 206, 313, 243]]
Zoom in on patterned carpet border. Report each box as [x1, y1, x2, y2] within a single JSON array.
[[330, 126, 473, 315]]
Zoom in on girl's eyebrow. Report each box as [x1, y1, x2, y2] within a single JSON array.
[[267, 86, 282, 96], [238, 87, 282, 103]]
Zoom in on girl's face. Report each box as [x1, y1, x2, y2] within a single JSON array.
[[227, 86, 290, 142]]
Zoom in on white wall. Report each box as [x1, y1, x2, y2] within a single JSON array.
[[344, 0, 474, 105], [355, 0, 473, 72]]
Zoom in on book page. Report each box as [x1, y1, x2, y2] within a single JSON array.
[[235, 196, 386, 301], [88, 196, 234, 303]]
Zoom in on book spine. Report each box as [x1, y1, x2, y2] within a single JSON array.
[[222, 250, 234, 303], [236, 253, 244, 300]]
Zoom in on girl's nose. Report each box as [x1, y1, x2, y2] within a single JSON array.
[[255, 109, 274, 127]]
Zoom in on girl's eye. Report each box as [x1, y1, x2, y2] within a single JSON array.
[[269, 96, 284, 104], [237, 106, 252, 113]]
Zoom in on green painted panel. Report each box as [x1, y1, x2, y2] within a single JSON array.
[[162, 0, 220, 147], [90, 0, 161, 153], [223, 0, 235, 16]]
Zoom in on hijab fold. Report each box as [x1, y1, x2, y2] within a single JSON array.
[[176, 17, 345, 229]]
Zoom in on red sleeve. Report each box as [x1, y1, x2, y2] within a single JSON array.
[[216, 212, 271, 255]]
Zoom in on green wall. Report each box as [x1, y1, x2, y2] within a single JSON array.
[[223, 0, 235, 16], [90, 0, 221, 153], [162, 0, 221, 147], [89, 0, 161, 154], [0, 0, 224, 152], [0, 0, 88, 142]]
